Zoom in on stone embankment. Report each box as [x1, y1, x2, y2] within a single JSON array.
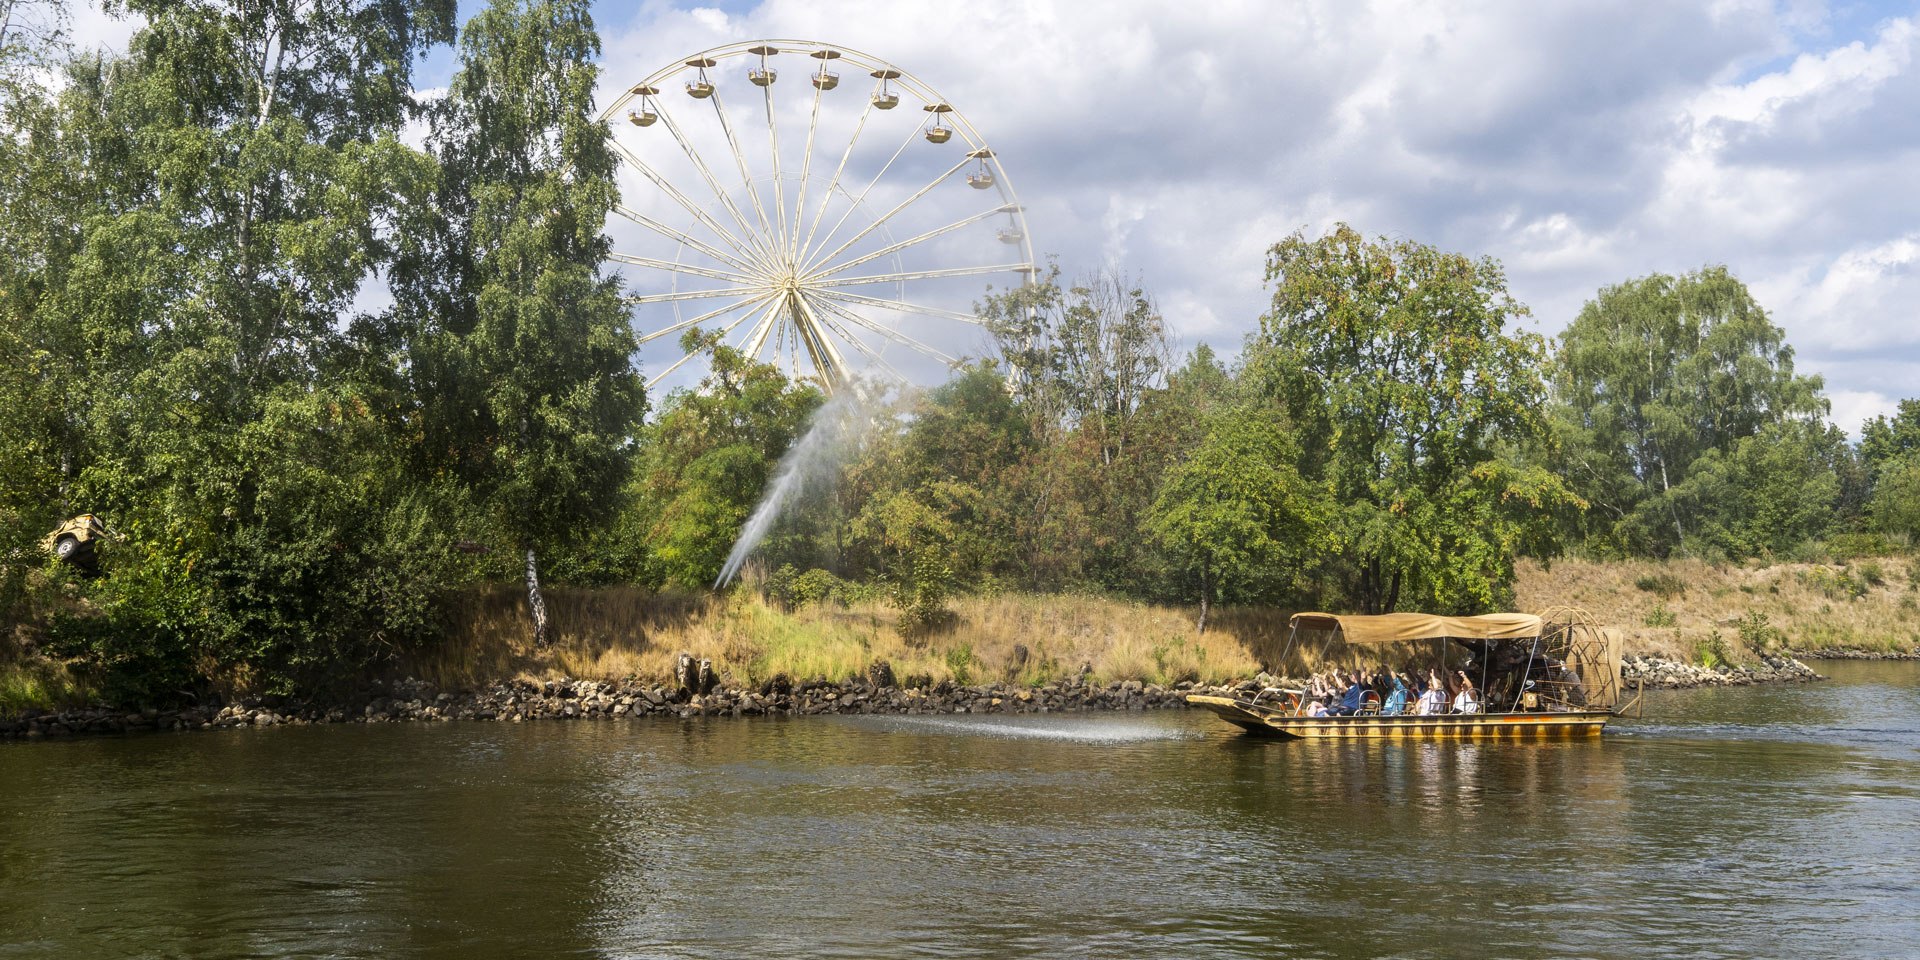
[[1621, 653, 1821, 688], [0, 670, 1231, 739], [1790, 648, 1920, 661]]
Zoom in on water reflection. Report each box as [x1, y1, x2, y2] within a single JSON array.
[[1, 663, 1917, 959]]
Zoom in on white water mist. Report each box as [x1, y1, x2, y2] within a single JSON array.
[[714, 385, 877, 588]]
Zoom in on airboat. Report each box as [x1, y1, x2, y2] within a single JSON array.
[[1187, 608, 1635, 740]]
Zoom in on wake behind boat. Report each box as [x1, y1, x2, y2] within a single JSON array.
[[1188, 608, 1635, 740]]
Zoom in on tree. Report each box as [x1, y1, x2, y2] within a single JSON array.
[[1551, 266, 1828, 555], [1251, 224, 1578, 613], [1860, 399, 1920, 481], [1146, 410, 1319, 630], [1663, 419, 1845, 557], [1868, 453, 1920, 541], [395, 0, 644, 643], [2, 1, 470, 698], [631, 335, 821, 589]]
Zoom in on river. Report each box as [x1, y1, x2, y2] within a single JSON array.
[[2, 660, 1916, 959]]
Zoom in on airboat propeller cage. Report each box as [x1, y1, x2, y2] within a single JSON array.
[[599, 39, 1039, 395]]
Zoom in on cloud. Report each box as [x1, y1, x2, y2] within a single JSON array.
[[577, 0, 1917, 431]]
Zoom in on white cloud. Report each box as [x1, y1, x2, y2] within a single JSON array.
[[582, 1, 1920, 425]]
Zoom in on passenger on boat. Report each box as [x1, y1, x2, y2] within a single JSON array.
[[1415, 678, 1445, 715], [1336, 673, 1365, 715], [1452, 673, 1481, 714], [1306, 699, 1330, 717], [1382, 673, 1410, 716]]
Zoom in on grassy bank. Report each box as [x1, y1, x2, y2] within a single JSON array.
[[405, 586, 1267, 692], [1515, 555, 1920, 662], [9, 555, 1917, 712], [411, 554, 1920, 692]]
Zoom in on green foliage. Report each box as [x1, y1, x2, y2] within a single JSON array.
[[1869, 454, 1920, 541], [1822, 532, 1897, 561], [633, 337, 823, 588], [1145, 409, 1320, 623], [1550, 266, 1833, 557], [1662, 420, 1845, 558], [1860, 400, 1920, 480], [1799, 566, 1867, 602], [1250, 224, 1578, 613], [1857, 561, 1886, 588], [792, 568, 845, 607], [1736, 610, 1784, 650], [1634, 573, 1688, 598], [1696, 631, 1732, 669], [943, 644, 975, 685], [1643, 603, 1678, 628]]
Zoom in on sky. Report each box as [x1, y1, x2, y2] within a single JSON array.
[[69, 0, 1920, 434]]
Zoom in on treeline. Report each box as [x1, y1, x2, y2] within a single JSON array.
[[3, 3, 1917, 704], [632, 235, 1919, 629]]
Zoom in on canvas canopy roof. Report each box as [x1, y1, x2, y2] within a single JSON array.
[[1288, 612, 1544, 644]]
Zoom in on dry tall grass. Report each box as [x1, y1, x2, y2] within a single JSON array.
[[413, 554, 1920, 692], [1515, 555, 1920, 662], [413, 586, 1266, 691]]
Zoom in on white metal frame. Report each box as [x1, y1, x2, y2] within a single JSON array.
[[598, 39, 1038, 393]]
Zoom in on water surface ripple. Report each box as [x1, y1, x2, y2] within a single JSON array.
[[3, 661, 1916, 959]]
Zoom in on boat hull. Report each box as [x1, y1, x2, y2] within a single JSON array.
[[1185, 694, 1610, 740]]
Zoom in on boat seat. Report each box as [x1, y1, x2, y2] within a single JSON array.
[[1357, 691, 1382, 715]]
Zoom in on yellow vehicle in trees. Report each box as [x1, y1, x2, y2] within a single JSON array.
[[43, 514, 110, 565]]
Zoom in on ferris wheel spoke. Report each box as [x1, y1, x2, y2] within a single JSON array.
[[802, 120, 925, 273], [763, 78, 790, 255], [613, 204, 762, 277], [642, 109, 780, 269], [798, 87, 877, 262], [610, 141, 774, 271], [809, 292, 958, 366], [804, 294, 912, 383], [790, 292, 849, 387], [817, 262, 1030, 288], [635, 291, 779, 346], [625, 286, 771, 305], [815, 289, 984, 325], [647, 299, 763, 389], [806, 205, 1011, 282], [706, 90, 779, 245], [739, 296, 793, 361], [609, 252, 759, 285], [789, 74, 828, 265], [803, 157, 971, 276]]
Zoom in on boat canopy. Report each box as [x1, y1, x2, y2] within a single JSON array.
[[1289, 612, 1544, 644]]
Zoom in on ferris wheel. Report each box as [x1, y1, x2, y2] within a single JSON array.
[[599, 40, 1037, 394]]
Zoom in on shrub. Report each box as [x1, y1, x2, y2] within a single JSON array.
[[1696, 631, 1732, 669], [1856, 561, 1886, 588], [1644, 603, 1678, 628], [1634, 572, 1688, 598], [791, 568, 843, 607], [1801, 567, 1867, 601], [943, 644, 975, 685], [1737, 610, 1784, 651], [1823, 532, 1894, 561], [764, 564, 799, 609]]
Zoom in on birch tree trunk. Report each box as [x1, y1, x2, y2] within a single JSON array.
[[525, 547, 550, 647]]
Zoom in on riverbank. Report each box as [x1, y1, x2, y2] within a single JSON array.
[[1515, 555, 1920, 661], [3, 650, 1827, 738], [7, 553, 1905, 726]]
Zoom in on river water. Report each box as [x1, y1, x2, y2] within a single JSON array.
[[3, 661, 1917, 959]]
